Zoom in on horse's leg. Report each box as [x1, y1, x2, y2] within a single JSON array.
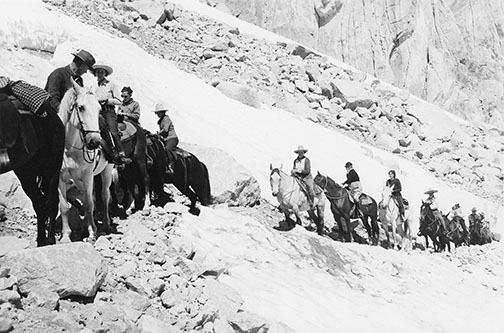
[[292, 207, 302, 226], [371, 213, 379, 245], [15, 171, 48, 246], [391, 215, 397, 250], [361, 214, 372, 243], [100, 164, 113, 234], [316, 204, 325, 235], [307, 209, 322, 235], [342, 214, 353, 242], [81, 171, 97, 242], [381, 222, 390, 249], [40, 170, 59, 245], [58, 180, 72, 243]]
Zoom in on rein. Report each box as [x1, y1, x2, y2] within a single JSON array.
[[317, 176, 344, 200]]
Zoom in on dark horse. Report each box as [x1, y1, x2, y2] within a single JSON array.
[[469, 220, 492, 246], [418, 201, 445, 251], [113, 118, 150, 212], [443, 216, 468, 250], [0, 93, 64, 246], [314, 172, 378, 243], [147, 134, 211, 215]]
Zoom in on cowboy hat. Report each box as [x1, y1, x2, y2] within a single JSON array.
[[294, 145, 308, 153], [153, 102, 169, 112], [424, 188, 438, 195], [71, 49, 96, 68], [92, 64, 113, 76], [452, 203, 460, 209]]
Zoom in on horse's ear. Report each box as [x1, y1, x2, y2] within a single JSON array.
[[71, 78, 83, 94], [269, 163, 272, 171], [280, 164, 283, 170]]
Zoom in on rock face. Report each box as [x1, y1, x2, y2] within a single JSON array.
[[0, 242, 107, 298], [207, 0, 504, 129]]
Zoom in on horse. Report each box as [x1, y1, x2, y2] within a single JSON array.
[[378, 185, 410, 250], [418, 201, 445, 252], [112, 118, 150, 213], [313, 172, 354, 242], [356, 193, 379, 245], [269, 165, 325, 235], [57, 80, 114, 243], [145, 131, 171, 207], [443, 216, 468, 250], [469, 221, 492, 246], [0, 92, 64, 246], [146, 135, 211, 215]]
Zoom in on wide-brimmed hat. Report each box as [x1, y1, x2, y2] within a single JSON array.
[[471, 207, 477, 212], [71, 49, 96, 68], [153, 103, 169, 112], [92, 64, 113, 76], [452, 203, 460, 210], [294, 145, 308, 153], [424, 188, 438, 195]]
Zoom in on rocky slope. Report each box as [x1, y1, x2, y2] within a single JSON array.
[[199, 0, 504, 130], [45, 0, 503, 208]]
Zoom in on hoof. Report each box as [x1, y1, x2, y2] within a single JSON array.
[[189, 207, 200, 216], [60, 235, 71, 244]]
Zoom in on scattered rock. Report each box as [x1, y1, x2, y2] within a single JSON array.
[[215, 82, 261, 108]]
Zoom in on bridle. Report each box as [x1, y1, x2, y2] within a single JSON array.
[[65, 94, 101, 163], [315, 175, 343, 200]]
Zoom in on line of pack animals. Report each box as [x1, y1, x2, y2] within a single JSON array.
[[0, 49, 494, 252]]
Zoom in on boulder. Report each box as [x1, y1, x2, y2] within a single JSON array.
[[0, 242, 106, 298], [0, 237, 30, 257], [228, 310, 268, 333], [216, 82, 261, 108], [330, 79, 377, 110], [203, 278, 243, 317], [214, 177, 261, 207]]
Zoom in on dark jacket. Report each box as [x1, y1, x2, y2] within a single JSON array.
[[343, 169, 360, 185], [385, 178, 402, 195], [44, 65, 83, 111]]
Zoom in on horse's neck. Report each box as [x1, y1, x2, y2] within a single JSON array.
[[279, 173, 299, 195]]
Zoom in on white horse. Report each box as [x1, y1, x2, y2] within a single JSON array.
[[269, 164, 325, 235], [378, 185, 411, 250], [58, 80, 114, 242]]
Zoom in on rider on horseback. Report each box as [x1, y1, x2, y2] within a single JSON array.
[[424, 188, 446, 230], [154, 103, 179, 174], [291, 145, 315, 209], [342, 162, 362, 218], [385, 170, 405, 221], [447, 203, 468, 238], [92, 64, 132, 168]]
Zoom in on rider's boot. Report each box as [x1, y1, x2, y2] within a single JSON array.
[[111, 132, 132, 166]]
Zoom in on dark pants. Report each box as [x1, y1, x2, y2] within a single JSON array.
[[392, 193, 404, 215], [100, 106, 125, 155], [164, 137, 179, 172]]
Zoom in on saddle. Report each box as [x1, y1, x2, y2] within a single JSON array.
[[118, 120, 137, 142]]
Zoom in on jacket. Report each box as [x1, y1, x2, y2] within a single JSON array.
[[343, 169, 360, 186], [292, 156, 312, 180], [157, 114, 177, 141], [385, 178, 402, 195], [45, 65, 83, 111]]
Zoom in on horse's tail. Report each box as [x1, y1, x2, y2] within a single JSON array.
[[199, 161, 211, 206]]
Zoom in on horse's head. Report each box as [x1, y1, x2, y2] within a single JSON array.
[[313, 171, 326, 188], [269, 164, 282, 197], [381, 184, 394, 208], [61, 80, 102, 150]]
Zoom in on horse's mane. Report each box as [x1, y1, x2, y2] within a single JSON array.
[[58, 86, 78, 124]]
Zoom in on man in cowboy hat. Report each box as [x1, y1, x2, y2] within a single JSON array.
[[291, 145, 315, 209], [342, 162, 363, 217], [424, 188, 446, 230], [45, 49, 96, 111], [91, 63, 131, 167], [154, 103, 179, 174]]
